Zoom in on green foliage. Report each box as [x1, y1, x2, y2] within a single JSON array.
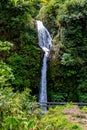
[[48, 90, 67, 102], [0, 40, 13, 61], [0, 61, 14, 87], [61, 53, 76, 66], [58, 0, 87, 102], [0, 87, 82, 130], [7, 45, 40, 92], [65, 102, 74, 108], [0, 0, 87, 102], [0, 40, 14, 88], [0, 0, 41, 94], [0, 41, 13, 52], [78, 93, 87, 103], [0, 87, 39, 130], [12, 0, 24, 5], [40, 0, 87, 102], [34, 106, 82, 130], [80, 106, 87, 113], [37, 0, 61, 36]]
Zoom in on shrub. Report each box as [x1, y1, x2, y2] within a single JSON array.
[[0, 87, 40, 130]]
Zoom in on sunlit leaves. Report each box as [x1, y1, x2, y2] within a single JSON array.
[[12, 0, 24, 5], [61, 53, 76, 66], [0, 41, 14, 87], [0, 87, 38, 130], [0, 61, 14, 87], [0, 41, 13, 52]]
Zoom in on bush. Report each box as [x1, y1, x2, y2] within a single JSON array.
[[34, 106, 82, 130], [0, 87, 40, 130]]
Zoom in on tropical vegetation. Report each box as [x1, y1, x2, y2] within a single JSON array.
[[0, 0, 87, 129]]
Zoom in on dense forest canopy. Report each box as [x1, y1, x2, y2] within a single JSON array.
[[0, 0, 87, 101]]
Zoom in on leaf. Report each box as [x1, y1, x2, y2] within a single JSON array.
[[27, 120, 36, 129]]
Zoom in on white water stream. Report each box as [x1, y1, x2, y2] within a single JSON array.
[[36, 20, 52, 112]]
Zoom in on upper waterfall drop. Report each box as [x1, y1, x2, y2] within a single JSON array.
[[36, 20, 52, 56]]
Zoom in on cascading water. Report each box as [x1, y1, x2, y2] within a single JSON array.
[[36, 20, 52, 112]]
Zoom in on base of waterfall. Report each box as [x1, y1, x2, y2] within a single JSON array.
[[39, 102, 47, 114]]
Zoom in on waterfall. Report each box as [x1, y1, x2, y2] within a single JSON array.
[[36, 20, 52, 113]]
